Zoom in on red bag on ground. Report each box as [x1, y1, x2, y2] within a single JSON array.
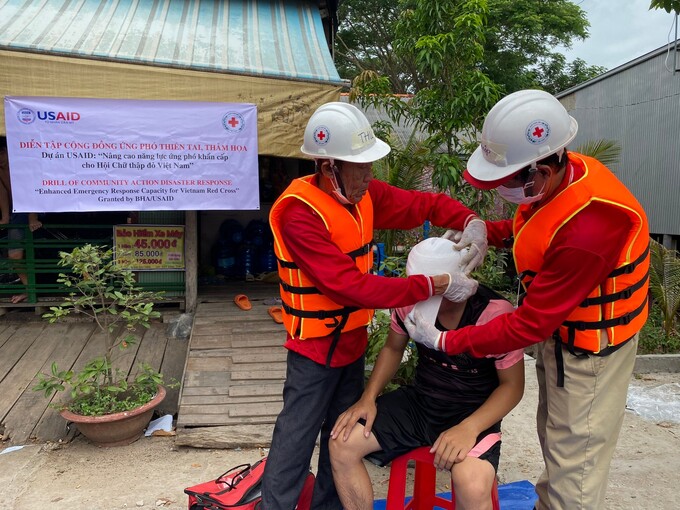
[[185, 457, 315, 510]]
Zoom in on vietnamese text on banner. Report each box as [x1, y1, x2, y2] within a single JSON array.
[[3, 96, 260, 212]]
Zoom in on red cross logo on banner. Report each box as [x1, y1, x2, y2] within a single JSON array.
[[313, 126, 330, 145], [526, 120, 550, 145], [222, 112, 245, 133]]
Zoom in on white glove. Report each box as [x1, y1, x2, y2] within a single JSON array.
[[404, 309, 446, 351], [441, 229, 463, 243], [445, 219, 488, 274], [443, 272, 478, 303]]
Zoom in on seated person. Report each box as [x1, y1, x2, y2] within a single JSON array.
[[329, 237, 525, 510]]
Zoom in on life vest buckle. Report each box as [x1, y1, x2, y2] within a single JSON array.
[[619, 313, 633, 325], [620, 287, 633, 299], [324, 317, 340, 329]]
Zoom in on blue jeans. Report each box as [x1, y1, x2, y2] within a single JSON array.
[[261, 350, 365, 510]]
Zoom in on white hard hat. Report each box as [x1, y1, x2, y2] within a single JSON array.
[[406, 237, 469, 325], [300, 102, 391, 163], [465, 89, 578, 189]]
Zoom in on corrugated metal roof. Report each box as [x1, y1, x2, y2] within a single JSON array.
[[558, 46, 680, 237], [0, 0, 344, 85], [557, 41, 680, 98]]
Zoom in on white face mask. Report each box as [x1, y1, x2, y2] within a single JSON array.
[[497, 176, 546, 205]]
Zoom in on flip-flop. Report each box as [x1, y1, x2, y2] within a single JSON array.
[[268, 306, 283, 324], [234, 294, 252, 311]]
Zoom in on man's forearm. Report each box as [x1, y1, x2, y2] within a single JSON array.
[[363, 335, 406, 401]]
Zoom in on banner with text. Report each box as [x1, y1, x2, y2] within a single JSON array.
[[114, 224, 185, 270], [4, 97, 260, 212]]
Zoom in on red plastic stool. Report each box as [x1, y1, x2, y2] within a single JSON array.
[[385, 446, 500, 510]]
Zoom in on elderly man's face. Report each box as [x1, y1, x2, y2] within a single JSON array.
[[335, 161, 373, 204]]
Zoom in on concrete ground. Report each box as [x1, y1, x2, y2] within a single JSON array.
[[0, 359, 678, 510]]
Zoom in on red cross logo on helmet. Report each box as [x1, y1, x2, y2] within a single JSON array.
[[313, 126, 330, 145], [526, 120, 550, 145]]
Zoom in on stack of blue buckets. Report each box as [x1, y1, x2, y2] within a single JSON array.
[[214, 219, 276, 280]]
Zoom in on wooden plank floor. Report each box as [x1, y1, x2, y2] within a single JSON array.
[[175, 281, 287, 449], [0, 310, 189, 446]]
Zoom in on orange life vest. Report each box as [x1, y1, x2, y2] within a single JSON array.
[[269, 174, 374, 340], [513, 153, 649, 353]]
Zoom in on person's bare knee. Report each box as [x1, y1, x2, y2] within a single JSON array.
[[329, 424, 381, 510], [329, 423, 374, 470], [451, 457, 495, 510]]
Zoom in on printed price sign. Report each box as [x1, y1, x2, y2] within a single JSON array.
[[114, 225, 185, 270]]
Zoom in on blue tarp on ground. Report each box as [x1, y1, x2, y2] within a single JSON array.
[[373, 479, 538, 510]]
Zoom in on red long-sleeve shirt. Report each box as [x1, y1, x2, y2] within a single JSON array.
[[445, 159, 633, 357], [279, 178, 476, 367]]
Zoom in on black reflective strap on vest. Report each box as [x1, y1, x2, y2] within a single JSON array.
[[276, 241, 373, 270], [563, 295, 648, 333], [552, 331, 588, 388], [553, 332, 635, 388], [518, 270, 537, 281], [281, 301, 360, 367], [559, 296, 647, 358], [607, 243, 650, 278], [578, 270, 649, 307], [325, 313, 351, 368], [281, 301, 359, 321], [554, 332, 565, 388], [277, 241, 374, 296], [279, 281, 321, 295]]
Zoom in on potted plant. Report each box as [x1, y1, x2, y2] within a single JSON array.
[[33, 244, 171, 447]]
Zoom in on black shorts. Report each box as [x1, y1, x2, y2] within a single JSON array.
[[363, 385, 501, 470]]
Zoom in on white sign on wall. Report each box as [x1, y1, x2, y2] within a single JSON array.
[[4, 96, 260, 212]]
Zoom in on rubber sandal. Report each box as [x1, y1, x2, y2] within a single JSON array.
[[234, 294, 252, 311], [268, 306, 283, 324]]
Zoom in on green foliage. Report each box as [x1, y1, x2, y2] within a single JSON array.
[[351, 0, 501, 199], [33, 244, 173, 416], [378, 254, 408, 278], [574, 139, 622, 168], [648, 239, 680, 338], [366, 310, 419, 391], [372, 127, 435, 256], [472, 246, 514, 295], [337, 0, 601, 95], [336, 0, 404, 89], [482, 0, 599, 92], [649, 0, 680, 14], [535, 55, 607, 94], [639, 301, 680, 354]]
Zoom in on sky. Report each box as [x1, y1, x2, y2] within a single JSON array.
[[559, 0, 677, 70]]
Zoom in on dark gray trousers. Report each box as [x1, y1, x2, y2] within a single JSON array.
[[261, 350, 365, 510]]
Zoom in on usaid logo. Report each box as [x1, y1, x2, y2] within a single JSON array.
[[222, 112, 245, 133], [17, 108, 36, 124], [36, 111, 81, 123]]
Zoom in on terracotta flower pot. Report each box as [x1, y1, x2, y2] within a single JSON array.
[[60, 386, 167, 447]]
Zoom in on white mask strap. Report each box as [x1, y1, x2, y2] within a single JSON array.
[[327, 159, 352, 205]]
